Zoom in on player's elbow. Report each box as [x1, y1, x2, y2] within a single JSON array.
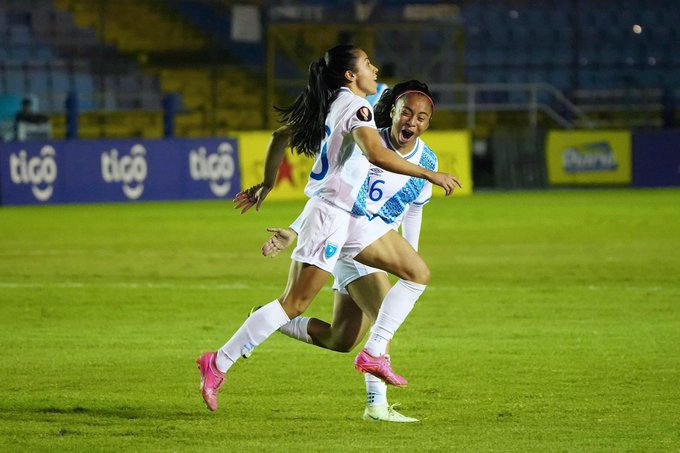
[[272, 125, 292, 144], [365, 150, 387, 168]]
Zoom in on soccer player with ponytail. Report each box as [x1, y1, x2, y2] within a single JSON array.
[[259, 80, 440, 422], [196, 45, 461, 414]]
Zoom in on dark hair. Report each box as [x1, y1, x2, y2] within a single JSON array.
[[374, 80, 434, 128], [275, 44, 360, 158]]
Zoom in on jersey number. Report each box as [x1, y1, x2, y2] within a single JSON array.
[[310, 126, 331, 181], [369, 179, 385, 201]]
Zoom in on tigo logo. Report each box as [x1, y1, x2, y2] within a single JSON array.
[[562, 141, 617, 173], [189, 142, 236, 197], [101, 144, 147, 199], [9, 146, 58, 201]]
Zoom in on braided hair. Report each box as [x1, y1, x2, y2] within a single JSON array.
[[275, 45, 360, 158], [373, 80, 435, 128]]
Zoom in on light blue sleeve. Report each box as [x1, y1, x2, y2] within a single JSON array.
[[366, 83, 389, 108]]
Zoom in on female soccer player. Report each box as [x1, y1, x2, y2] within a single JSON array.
[[259, 81, 439, 422], [197, 45, 461, 412]]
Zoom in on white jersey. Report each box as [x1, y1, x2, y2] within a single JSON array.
[[329, 128, 437, 292], [362, 127, 437, 226], [304, 87, 377, 215]]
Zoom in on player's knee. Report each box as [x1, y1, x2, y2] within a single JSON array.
[[405, 261, 430, 285], [280, 294, 312, 318], [328, 337, 356, 353]]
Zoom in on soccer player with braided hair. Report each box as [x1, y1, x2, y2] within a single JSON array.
[[258, 80, 441, 422], [196, 45, 461, 415]]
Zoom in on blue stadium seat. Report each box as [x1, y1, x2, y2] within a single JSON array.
[[73, 72, 94, 94], [547, 70, 572, 91], [50, 72, 71, 92], [8, 25, 32, 45], [27, 65, 50, 94], [8, 46, 31, 62], [5, 68, 26, 94]]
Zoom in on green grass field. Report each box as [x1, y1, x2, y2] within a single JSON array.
[[1, 189, 679, 452]]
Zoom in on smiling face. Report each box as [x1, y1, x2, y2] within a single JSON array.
[[389, 93, 433, 151], [345, 48, 379, 97]]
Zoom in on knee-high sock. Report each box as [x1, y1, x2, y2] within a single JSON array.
[[215, 300, 290, 373], [364, 280, 426, 357], [279, 316, 312, 343]]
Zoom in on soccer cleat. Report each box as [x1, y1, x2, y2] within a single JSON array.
[[354, 348, 408, 387], [363, 403, 419, 423], [241, 306, 262, 359], [196, 352, 225, 411]]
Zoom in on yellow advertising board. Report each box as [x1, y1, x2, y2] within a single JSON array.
[[235, 130, 472, 200], [234, 131, 315, 201], [420, 130, 473, 196], [546, 130, 632, 185]]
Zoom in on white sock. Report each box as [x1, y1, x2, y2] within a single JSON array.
[[278, 316, 312, 344], [364, 279, 426, 356], [215, 300, 290, 373], [365, 373, 388, 407]]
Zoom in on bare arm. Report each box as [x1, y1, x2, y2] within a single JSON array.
[[352, 126, 462, 196], [262, 125, 291, 187], [234, 125, 292, 213]]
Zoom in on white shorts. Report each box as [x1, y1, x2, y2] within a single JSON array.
[[291, 197, 392, 273], [331, 254, 385, 295]]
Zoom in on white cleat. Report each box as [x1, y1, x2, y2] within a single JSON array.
[[362, 404, 419, 423]]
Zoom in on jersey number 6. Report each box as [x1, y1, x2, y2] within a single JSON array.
[[369, 179, 385, 202]]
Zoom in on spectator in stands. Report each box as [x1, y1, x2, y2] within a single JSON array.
[[14, 98, 49, 141], [15, 98, 48, 126]]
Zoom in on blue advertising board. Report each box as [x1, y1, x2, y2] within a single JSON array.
[[632, 131, 680, 187], [0, 138, 241, 205]]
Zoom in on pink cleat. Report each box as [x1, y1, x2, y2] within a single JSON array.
[[196, 352, 225, 411], [354, 348, 408, 387]]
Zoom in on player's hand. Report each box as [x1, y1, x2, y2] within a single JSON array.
[[262, 227, 298, 257], [234, 183, 273, 214], [426, 171, 462, 196]]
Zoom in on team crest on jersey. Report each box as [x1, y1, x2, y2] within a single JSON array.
[[324, 243, 339, 259], [356, 106, 372, 122]]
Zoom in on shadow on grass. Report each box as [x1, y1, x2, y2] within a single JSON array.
[[24, 405, 203, 421]]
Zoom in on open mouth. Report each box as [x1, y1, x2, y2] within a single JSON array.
[[400, 129, 415, 141]]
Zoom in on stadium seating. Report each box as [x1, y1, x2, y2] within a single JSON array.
[[2, 0, 677, 139], [459, 0, 677, 94]]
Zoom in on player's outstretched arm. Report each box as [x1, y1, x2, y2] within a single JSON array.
[[262, 227, 298, 257], [353, 127, 462, 196], [234, 126, 292, 214]]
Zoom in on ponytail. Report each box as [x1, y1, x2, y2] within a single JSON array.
[[275, 45, 359, 158]]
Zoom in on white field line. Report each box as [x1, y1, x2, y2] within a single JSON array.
[[0, 249, 233, 258], [0, 282, 666, 293], [0, 282, 269, 290]]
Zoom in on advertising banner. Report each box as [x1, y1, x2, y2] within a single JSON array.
[[0, 138, 240, 205], [235, 131, 314, 202], [236, 130, 472, 200], [546, 130, 632, 185], [632, 131, 680, 187], [421, 131, 473, 196]]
